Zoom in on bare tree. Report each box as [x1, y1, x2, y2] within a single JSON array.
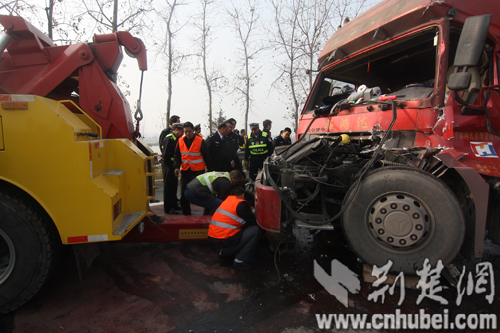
[[0, 0, 37, 16], [227, 0, 264, 133], [0, 0, 83, 44], [268, 0, 367, 132], [332, 0, 368, 31], [154, 0, 189, 127], [211, 108, 226, 134], [193, 0, 226, 135], [81, 0, 151, 34], [268, 0, 306, 133]]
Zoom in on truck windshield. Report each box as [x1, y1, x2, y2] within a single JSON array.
[[304, 27, 438, 113]]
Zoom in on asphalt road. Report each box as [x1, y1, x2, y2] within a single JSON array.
[[1, 181, 500, 332]]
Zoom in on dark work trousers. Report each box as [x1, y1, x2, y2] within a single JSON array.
[[231, 157, 243, 173], [214, 225, 261, 262], [163, 164, 178, 213], [184, 188, 222, 215], [248, 155, 265, 181], [180, 169, 204, 215]]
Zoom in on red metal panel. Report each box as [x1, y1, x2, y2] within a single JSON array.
[[299, 106, 440, 138], [254, 173, 281, 233]]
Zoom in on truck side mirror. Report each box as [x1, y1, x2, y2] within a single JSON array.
[[449, 14, 492, 104], [448, 72, 471, 91], [453, 14, 491, 68]]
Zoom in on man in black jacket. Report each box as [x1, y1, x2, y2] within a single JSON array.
[[160, 123, 184, 214], [206, 122, 232, 172], [273, 127, 292, 147], [159, 115, 180, 152]]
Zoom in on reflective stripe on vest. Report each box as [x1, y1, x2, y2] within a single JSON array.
[[208, 196, 247, 239], [197, 172, 231, 194], [166, 133, 177, 161], [179, 135, 205, 171], [247, 131, 268, 155]]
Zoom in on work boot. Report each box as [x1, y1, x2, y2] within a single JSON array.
[[173, 205, 182, 211], [233, 261, 257, 270], [166, 208, 179, 214]]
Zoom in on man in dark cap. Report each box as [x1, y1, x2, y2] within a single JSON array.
[[262, 119, 272, 138], [194, 124, 203, 138], [273, 127, 292, 147], [245, 122, 273, 181], [160, 123, 184, 214], [159, 115, 180, 153]]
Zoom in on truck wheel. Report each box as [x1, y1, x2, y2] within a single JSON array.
[[0, 191, 56, 314], [342, 167, 465, 274], [488, 194, 500, 246]]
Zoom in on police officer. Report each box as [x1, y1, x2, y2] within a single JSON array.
[[161, 123, 184, 214], [273, 127, 292, 147], [244, 122, 273, 181], [159, 115, 180, 153], [207, 186, 261, 269], [206, 122, 231, 172], [174, 122, 212, 215], [262, 119, 272, 138], [184, 170, 246, 215]]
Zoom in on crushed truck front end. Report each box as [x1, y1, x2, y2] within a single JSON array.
[[256, 0, 500, 274]]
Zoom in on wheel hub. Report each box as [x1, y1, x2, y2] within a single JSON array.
[[368, 193, 430, 248], [0, 229, 15, 285]]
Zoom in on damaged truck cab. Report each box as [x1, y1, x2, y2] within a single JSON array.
[[256, 0, 500, 274]]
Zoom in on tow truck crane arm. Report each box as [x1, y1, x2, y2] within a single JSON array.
[[0, 15, 147, 141]]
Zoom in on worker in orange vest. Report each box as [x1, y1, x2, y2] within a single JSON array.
[[208, 186, 261, 269], [174, 121, 212, 215]]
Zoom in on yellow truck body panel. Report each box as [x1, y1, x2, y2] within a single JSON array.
[[0, 95, 151, 244]]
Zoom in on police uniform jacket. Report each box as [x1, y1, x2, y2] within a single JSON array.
[[245, 130, 274, 161], [206, 132, 232, 172]]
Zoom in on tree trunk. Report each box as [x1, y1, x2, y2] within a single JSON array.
[[45, 0, 54, 39], [112, 0, 118, 32]]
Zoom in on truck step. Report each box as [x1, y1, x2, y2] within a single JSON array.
[[113, 211, 145, 235], [295, 220, 333, 230]]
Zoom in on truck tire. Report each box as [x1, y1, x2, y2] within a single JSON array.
[[0, 191, 56, 314], [488, 194, 500, 246], [342, 167, 465, 275]]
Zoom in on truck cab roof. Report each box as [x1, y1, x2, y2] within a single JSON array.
[[319, 0, 500, 69]]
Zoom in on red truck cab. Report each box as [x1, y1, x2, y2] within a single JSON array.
[[256, 0, 500, 274]]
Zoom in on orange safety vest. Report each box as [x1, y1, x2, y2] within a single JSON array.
[[178, 135, 205, 171], [208, 196, 247, 239]]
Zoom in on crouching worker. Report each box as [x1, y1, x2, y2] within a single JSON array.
[[185, 170, 246, 215], [208, 187, 261, 269]]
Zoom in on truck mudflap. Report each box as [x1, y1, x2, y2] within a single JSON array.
[[254, 171, 281, 233], [436, 151, 490, 262]]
